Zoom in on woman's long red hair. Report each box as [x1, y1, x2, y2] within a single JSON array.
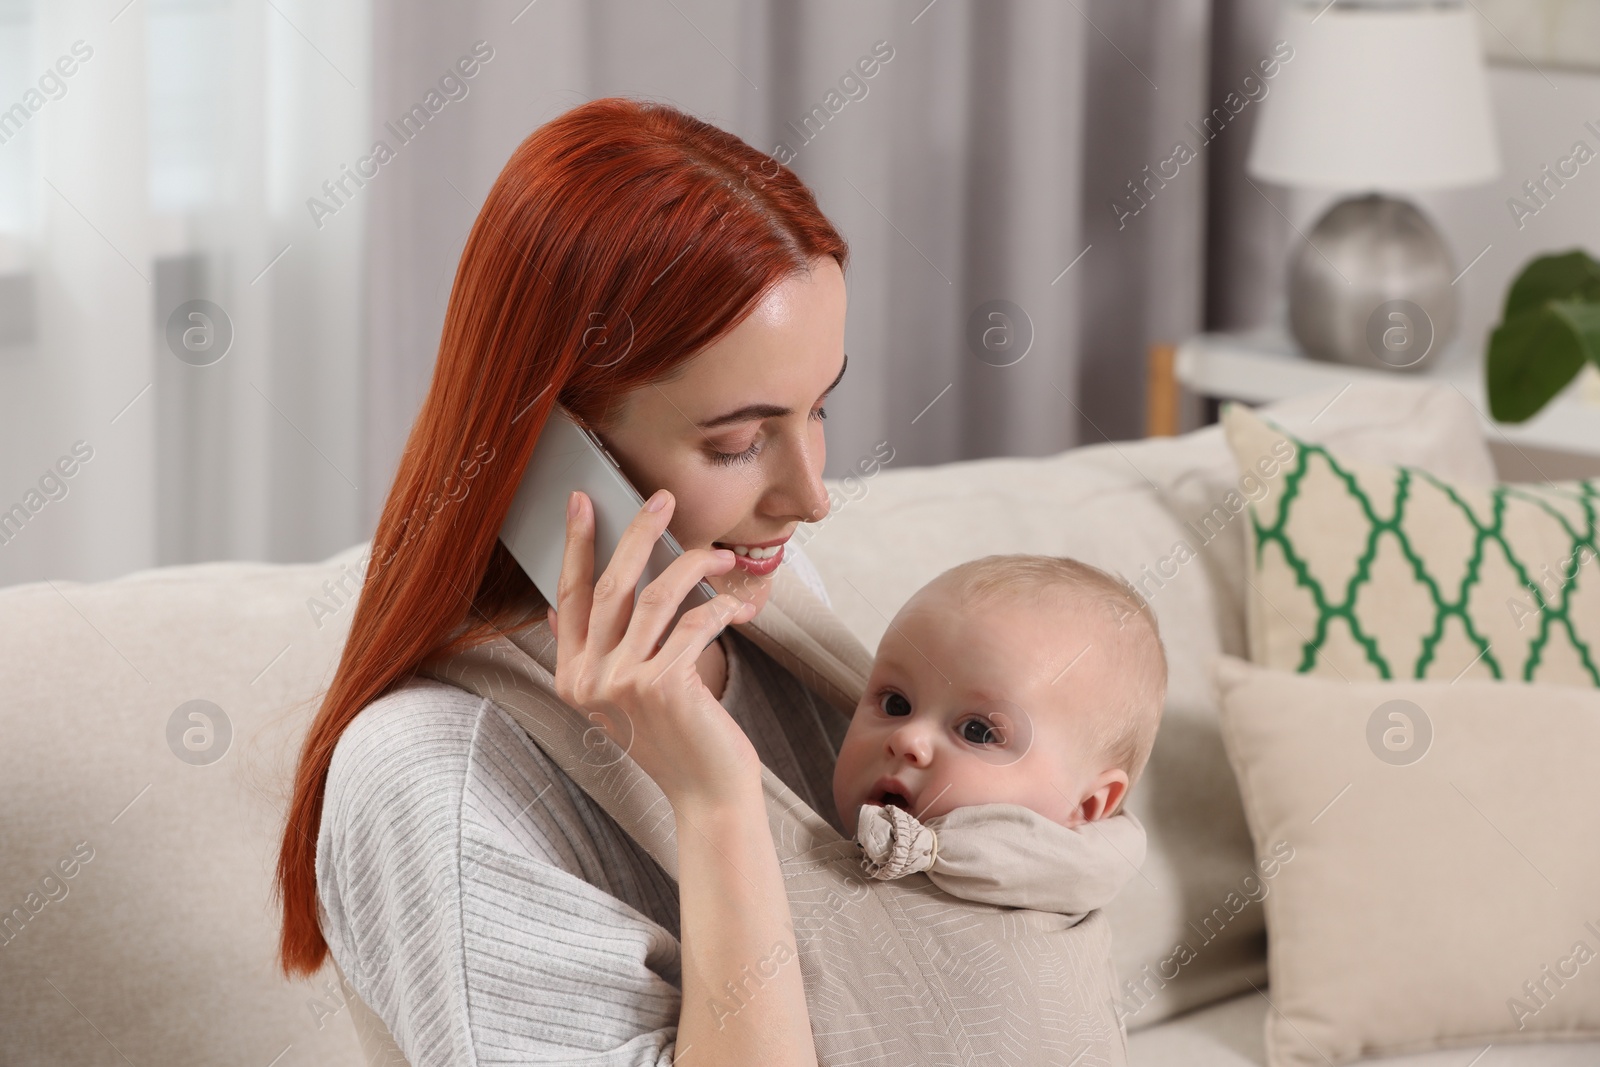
[[275, 97, 848, 978]]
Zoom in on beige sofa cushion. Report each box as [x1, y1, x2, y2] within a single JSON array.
[[1214, 653, 1600, 1066], [0, 558, 367, 1067], [800, 380, 1497, 1028], [1128, 991, 1600, 1066]]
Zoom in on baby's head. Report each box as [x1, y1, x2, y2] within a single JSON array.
[[832, 554, 1166, 838]]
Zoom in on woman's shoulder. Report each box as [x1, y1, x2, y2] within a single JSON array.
[[318, 675, 599, 923], [324, 675, 584, 823], [335, 676, 489, 763], [321, 674, 613, 876], [318, 669, 683, 927], [321, 679, 493, 864], [326, 677, 489, 805]]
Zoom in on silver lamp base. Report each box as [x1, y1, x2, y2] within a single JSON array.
[[1288, 193, 1456, 373]]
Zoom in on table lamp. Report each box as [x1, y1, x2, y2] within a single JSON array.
[[1247, 0, 1500, 371]]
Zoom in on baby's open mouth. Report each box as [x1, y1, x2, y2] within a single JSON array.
[[869, 776, 917, 812]]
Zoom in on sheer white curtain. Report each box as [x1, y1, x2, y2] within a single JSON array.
[[0, 0, 368, 586]]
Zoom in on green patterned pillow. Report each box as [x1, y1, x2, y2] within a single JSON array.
[[1222, 401, 1600, 685]]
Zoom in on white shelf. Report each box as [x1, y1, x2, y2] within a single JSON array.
[[1175, 328, 1600, 460]]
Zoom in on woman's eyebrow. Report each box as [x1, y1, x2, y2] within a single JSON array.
[[696, 352, 848, 429]]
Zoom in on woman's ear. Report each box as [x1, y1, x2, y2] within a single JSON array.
[[1075, 768, 1130, 825]]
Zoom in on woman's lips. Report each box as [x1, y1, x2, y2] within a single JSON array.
[[713, 536, 788, 576], [728, 543, 784, 575]]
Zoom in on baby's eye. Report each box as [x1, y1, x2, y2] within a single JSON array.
[[878, 691, 911, 717], [960, 718, 1002, 745]]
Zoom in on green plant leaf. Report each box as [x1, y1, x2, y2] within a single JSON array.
[[1502, 249, 1600, 320], [1551, 297, 1600, 356], [1486, 250, 1600, 423], [1486, 306, 1586, 423]]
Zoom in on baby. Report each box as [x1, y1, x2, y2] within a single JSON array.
[[830, 553, 1167, 921]]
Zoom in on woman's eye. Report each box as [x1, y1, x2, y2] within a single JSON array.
[[810, 405, 827, 421], [879, 691, 911, 717], [709, 441, 761, 466], [961, 718, 1002, 745]]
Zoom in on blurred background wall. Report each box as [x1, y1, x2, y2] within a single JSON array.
[[1, 0, 1597, 587]]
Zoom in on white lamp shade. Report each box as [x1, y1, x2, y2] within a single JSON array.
[[1247, 3, 1500, 191]]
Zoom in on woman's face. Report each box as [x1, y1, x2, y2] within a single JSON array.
[[598, 256, 848, 615]]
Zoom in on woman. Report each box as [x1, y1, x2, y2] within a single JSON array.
[[275, 96, 851, 1065]]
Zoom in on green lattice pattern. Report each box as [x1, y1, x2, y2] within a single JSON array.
[[1246, 417, 1600, 684]]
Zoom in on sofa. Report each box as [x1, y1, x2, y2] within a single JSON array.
[[4, 378, 1597, 1066]]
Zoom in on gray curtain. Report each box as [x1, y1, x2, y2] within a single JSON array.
[[362, 0, 1276, 527]]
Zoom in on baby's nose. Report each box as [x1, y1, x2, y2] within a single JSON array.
[[885, 724, 934, 763]]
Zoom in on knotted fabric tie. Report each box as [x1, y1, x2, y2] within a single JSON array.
[[850, 800, 1148, 921], [856, 802, 939, 879]]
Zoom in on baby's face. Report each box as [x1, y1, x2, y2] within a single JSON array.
[[832, 578, 1128, 838]]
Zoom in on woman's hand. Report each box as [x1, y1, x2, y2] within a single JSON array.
[[548, 487, 764, 813], [551, 487, 818, 1067]]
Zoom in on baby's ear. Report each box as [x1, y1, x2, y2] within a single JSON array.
[[1076, 768, 1130, 825]]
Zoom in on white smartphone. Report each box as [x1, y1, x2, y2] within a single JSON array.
[[498, 404, 720, 638]]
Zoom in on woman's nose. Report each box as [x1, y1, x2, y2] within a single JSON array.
[[772, 427, 831, 523]]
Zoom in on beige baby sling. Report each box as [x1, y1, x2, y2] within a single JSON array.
[[331, 565, 1129, 1066]]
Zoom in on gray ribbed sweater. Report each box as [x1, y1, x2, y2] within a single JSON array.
[[315, 624, 848, 1066]]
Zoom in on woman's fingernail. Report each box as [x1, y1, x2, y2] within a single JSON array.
[[568, 491, 580, 519], [715, 548, 734, 561], [646, 489, 669, 512]]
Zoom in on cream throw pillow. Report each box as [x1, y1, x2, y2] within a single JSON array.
[[1223, 401, 1600, 685], [1214, 653, 1600, 1066]]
